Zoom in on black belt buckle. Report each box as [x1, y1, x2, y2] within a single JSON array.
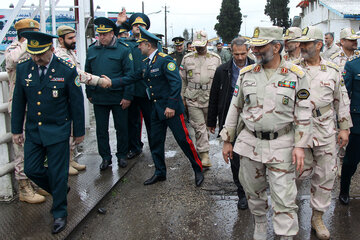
[[262, 132, 270, 140]]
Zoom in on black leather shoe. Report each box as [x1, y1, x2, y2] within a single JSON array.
[[195, 171, 204, 187], [237, 195, 248, 210], [67, 186, 70, 194], [52, 217, 67, 234], [339, 194, 350, 205], [127, 150, 142, 159], [118, 158, 128, 168], [99, 159, 112, 171], [144, 175, 166, 185]]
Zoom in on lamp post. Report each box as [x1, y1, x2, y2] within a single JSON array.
[[243, 15, 247, 36]]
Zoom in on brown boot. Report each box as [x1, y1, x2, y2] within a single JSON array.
[[69, 165, 78, 175], [200, 152, 212, 167], [70, 160, 86, 171], [18, 179, 46, 204], [311, 210, 330, 240], [37, 188, 50, 196]]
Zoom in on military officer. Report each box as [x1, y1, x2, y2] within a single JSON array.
[[322, 32, 340, 60], [11, 31, 85, 233], [55, 25, 112, 176], [283, 27, 302, 63], [137, 26, 204, 187], [116, 22, 130, 39], [170, 37, 186, 67], [85, 17, 134, 170], [116, 10, 155, 160], [186, 41, 194, 53], [330, 28, 360, 69], [293, 26, 351, 240], [5, 18, 46, 204], [215, 42, 231, 63], [221, 26, 312, 240], [180, 30, 221, 168], [339, 54, 360, 206]]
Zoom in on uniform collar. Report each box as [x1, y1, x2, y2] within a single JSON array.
[[148, 49, 158, 63]]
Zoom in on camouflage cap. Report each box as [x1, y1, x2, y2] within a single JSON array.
[[192, 31, 208, 47], [293, 26, 323, 42], [340, 27, 360, 40], [57, 25, 76, 36], [14, 18, 40, 31], [283, 27, 302, 40], [247, 26, 283, 46]]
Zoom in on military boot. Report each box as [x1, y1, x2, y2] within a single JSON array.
[[199, 152, 212, 167], [70, 159, 86, 171], [19, 179, 46, 204], [253, 215, 267, 240], [311, 210, 330, 240], [69, 165, 78, 175]]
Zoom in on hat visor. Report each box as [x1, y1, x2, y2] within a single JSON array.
[[27, 46, 51, 55], [174, 43, 184, 46], [344, 35, 360, 40], [132, 20, 147, 27], [292, 36, 316, 42], [248, 38, 272, 47], [136, 38, 148, 43], [96, 28, 113, 33], [283, 36, 295, 40], [192, 40, 207, 47]]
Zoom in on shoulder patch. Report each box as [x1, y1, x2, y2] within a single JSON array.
[[297, 89, 310, 100], [118, 41, 129, 47], [209, 51, 221, 59], [158, 52, 168, 57], [167, 62, 176, 71], [330, 52, 340, 60], [142, 57, 149, 62], [129, 53, 133, 61], [289, 64, 305, 78], [240, 64, 254, 75], [74, 76, 81, 87], [326, 61, 340, 71], [18, 57, 31, 64], [349, 54, 360, 62]]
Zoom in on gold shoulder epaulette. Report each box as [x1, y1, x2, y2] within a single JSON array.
[[58, 57, 75, 69], [330, 52, 340, 60], [18, 57, 31, 64], [289, 64, 305, 78], [119, 41, 129, 47], [349, 54, 360, 62], [326, 61, 340, 71], [142, 57, 149, 62], [158, 52, 168, 57], [240, 64, 254, 75]]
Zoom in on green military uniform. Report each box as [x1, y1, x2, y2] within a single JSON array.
[[170, 37, 186, 67], [11, 31, 85, 219], [85, 17, 134, 170]]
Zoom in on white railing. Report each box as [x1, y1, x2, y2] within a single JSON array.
[[0, 72, 14, 201]]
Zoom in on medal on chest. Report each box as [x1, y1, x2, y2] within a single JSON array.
[[52, 89, 58, 98]]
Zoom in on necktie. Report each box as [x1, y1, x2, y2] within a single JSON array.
[[40, 66, 46, 82]]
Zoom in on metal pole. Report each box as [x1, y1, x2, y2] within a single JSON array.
[[142, 1, 144, 14], [51, 0, 56, 36], [40, 0, 46, 32], [164, 4, 167, 48]]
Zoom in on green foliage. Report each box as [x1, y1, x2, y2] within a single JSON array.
[[264, 0, 290, 29], [214, 0, 242, 43]]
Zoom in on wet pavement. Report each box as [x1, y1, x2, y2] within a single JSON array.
[[1, 108, 360, 239]]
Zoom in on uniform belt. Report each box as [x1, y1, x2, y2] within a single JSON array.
[[187, 82, 211, 90], [246, 124, 292, 140], [312, 104, 331, 117]]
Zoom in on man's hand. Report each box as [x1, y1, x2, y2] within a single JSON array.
[[208, 127, 216, 134], [116, 7, 127, 25], [164, 107, 175, 119], [337, 129, 350, 148], [74, 135, 85, 145], [120, 99, 131, 109], [292, 147, 305, 173], [99, 75, 112, 88], [222, 141, 233, 164], [12, 133, 24, 146]]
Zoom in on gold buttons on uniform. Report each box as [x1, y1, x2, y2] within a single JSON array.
[[38, 122, 42, 126], [154, 100, 157, 102], [151, 93, 154, 96], [38, 91, 42, 95], [148, 79, 150, 82], [37, 112, 41, 116], [150, 86, 152, 88], [37, 102, 41, 106]]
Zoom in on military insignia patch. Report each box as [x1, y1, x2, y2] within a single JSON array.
[[30, 40, 39, 47], [51, 78, 65, 82], [282, 96, 289, 105], [278, 80, 296, 89], [352, 29, 356, 34], [28, 73, 32, 78], [340, 78, 345, 86], [52, 90, 58, 98], [285, 29, 290, 36], [129, 53, 133, 61], [150, 68, 159, 73], [320, 65, 327, 71], [253, 27, 260, 38], [297, 89, 310, 99], [188, 70, 193, 77], [29, 21, 35, 28], [74, 76, 81, 87], [254, 65, 261, 72], [179, 65, 184, 70], [302, 27, 309, 35], [341, 52, 345, 57], [342, 70, 346, 76], [356, 51, 359, 55], [281, 67, 288, 75], [167, 62, 176, 71], [234, 85, 239, 97]]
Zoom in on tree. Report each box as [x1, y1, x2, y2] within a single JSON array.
[[264, 0, 290, 29], [214, 0, 242, 43], [183, 29, 190, 41]]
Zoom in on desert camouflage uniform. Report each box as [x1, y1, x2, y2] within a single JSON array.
[[220, 59, 313, 236], [330, 48, 360, 70], [296, 58, 352, 212], [5, 40, 30, 180]]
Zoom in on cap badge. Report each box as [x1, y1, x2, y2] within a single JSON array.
[[302, 27, 309, 36], [285, 29, 290, 36], [30, 40, 39, 47], [29, 22, 35, 28], [253, 27, 260, 38]]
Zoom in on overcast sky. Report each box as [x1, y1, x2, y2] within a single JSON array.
[[3, 0, 302, 41]]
